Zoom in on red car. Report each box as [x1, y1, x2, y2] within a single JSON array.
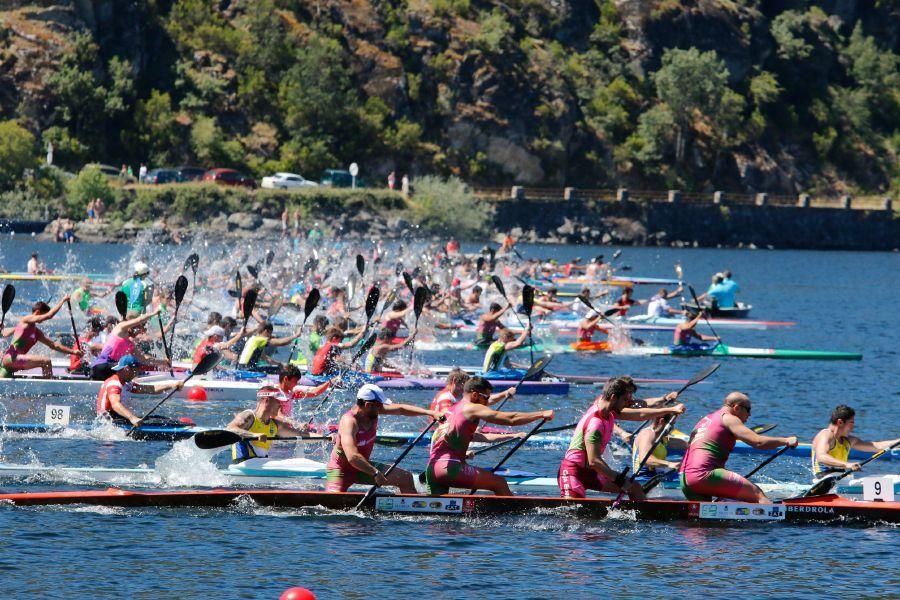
[[202, 168, 257, 189]]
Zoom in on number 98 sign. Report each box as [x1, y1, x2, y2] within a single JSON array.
[[44, 405, 71, 427]]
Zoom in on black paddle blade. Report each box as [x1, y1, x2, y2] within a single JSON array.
[[578, 295, 596, 312], [243, 288, 259, 321], [804, 476, 837, 497], [184, 253, 199, 273], [265, 250, 275, 266], [115, 290, 128, 319], [247, 264, 259, 279], [1, 284, 15, 313], [752, 423, 777, 435], [194, 349, 223, 377], [476, 256, 485, 273], [235, 270, 243, 296], [603, 307, 621, 317], [304, 288, 321, 319], [413, 286, 427, 318], [675, 362, 721, 397], [356, 254, 365, 277], [174, 275, 189, 304], [522, 285, 535, 317], [351, 332, 378, 362], [524, 354, 552, 379], [489, 247, 497, 272], [365, 286, 380, 320], [194, 429, 242, 450], [491, 275, 506, 297], [402, 271, 415, 295]]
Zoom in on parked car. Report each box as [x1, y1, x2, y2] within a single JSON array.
[[176, 166, 206, 182], [261, 172, 319, 189], [320, 169, 366, 188], [202, 168, 257, 189], [145, 168, 179, 184]]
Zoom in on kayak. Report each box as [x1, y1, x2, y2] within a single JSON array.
[[622, 314, 795, 331], [0, 272, 117, 283], [631, 342, 862, 361], [569, 340, 611, 352], [300, 373, 569, 395], [0, 488, 895, 524]]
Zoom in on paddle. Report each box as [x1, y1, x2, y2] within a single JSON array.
[[688, 285, 722, 344], [375, 289, 397, 323], [469, 418, 548, 494], [476, 256, 485, 274], [494, 355, 553, 411], [743, 445, 792, 480], [156, 307, 174, 377], [115, 290, 128, 319], [289, 287, 320, 362], [184, 252, 199, 294], [0, 284, 15, 331], [167, 275, 189, 354], [347, 331, 378, 371], [235, 270, 243, 303], [522, 284, 535, 363], [629, 363, 721, 439], [127, 350, 222, 437], [265, 250, 275, 267], [401, 271, 415, 296], [488, 247, 497, 272], [362, 285, 380, 331], [65, 298, 81, 353], [491, 275, 525, 327], [407, 286, 427, 367], [243, 288, 258, 329], [356, 418, 439, 509], [803, 438, 900, 497], [247, 264, 259, 280], [356, 254, 365, 278], [193, 429, 331, 450], [577, 296, 620, 325]]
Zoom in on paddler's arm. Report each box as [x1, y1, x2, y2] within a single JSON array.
[[131, 346, 171, 370], [472, 431, 525, 443], [25, 296, 69, 324], [724, 414, 797, 450], [487, 387, 515, 406], [217, 327, 246, 350], [634, 428, 680, 470], [289, 379, 331, 398], [107, 388, 142, 426], [36, 330, 82, 356], [268, 328, 303, 347], [639, 392, 679, 408], [466, 403, 553, 426], [271, 415, 310, 436], [338, 416, 384, 483], [617, 404, 685, 422], [848, 435, 900, 453], [131, 380, 184, 395], [226, 410, 266, 440], [338, 327, 367, 349], [504, 325, 531, 351], [379, 403, 442, 421], [114, 310, 160, 336]]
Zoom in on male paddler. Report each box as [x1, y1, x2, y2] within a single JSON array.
[[631, 415, 687, 482], [237, 322, 303, 371], [226, 385, 310, 462], [121, 261, 151, 314], [811, 405, 900, 477], [482, 326, 531, 373], [95, 355, 184, 426], [558, 376, 684, 500], [325, 384, 442, 493], [679, 392, 798, 503], [425, 376, 552, 496], [430, 368, 516, 414]]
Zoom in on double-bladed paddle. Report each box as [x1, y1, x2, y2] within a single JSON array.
[[803, 438, 900, 497], [127, 350, 222, 437], [235, 270, 243, 303], [243, 288, 259, 329], [375, 289, 397, 323], [630, 363, 721, 439], [184, 252, 199, 294], [193, 429, 331, 450], [491, 275, 525, 328], [522, 284, 535, 363], [402, 271, 415, 296], [356, 418, 440, 509], [65, 298, 82, 354], [0, 284, 15, 331]]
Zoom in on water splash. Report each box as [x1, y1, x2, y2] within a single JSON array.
[[154, 440, 230, 487]]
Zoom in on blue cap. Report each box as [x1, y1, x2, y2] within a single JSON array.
[[111, 354, 140, 371]]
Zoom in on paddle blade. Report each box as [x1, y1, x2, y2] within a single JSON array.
[[115, 290, 128, 319], [804, 475, 837, 497], [402, 271, 414, 295], [356, 254, 365, 277], [476, 256, 485, 273], [603, 307, 621, 317], [235, 271, 243, 297], [413, 286, 427, 319], [578, 295, 596, 312], [675, 363, 720, 397], [1, 284, 15, 313], [184, 253, 199, 273], [752, 423, 777, 435], [491, 275, 506, 297], [304, 288, 321, 319], [247, 264, 259, 279], [265, 250, 275, 267], [243, 288, 258, 321], [174, 275, 189, 305], [193, 350, 223, 377], [522, 285, 535, 317], [523, 354, 552, 380], [365, 285, 380, 321], [347, 275, 357, 303], [270, 295, 284, 317], [194, 429, 242, 450]]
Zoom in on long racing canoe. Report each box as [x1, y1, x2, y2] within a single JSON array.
[[630, 342, 862, 361], [0, 488, 895, 524]]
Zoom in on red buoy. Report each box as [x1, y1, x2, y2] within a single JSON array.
[[178, 417, 196, 425], [280, 587, 316, 600], [186, 387, 208, 402]]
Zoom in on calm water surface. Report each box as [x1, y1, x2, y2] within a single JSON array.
[[0, 240, 897, 598]]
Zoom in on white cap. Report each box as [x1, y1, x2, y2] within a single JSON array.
[[203, 326, 226, 338], [134, 261, 150, 276], [357, 383, 391, 404]]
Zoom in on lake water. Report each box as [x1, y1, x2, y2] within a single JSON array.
[[0, 239, 897, 598]]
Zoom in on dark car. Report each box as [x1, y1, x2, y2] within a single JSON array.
[[176, 166, 206, 182], [202, 168, 257, 189], [320, 169, 366, 188], [145, 168, 179, 184]]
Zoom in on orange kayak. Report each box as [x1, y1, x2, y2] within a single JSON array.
[[569, 340, 611, 352]]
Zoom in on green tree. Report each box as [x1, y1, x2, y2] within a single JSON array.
[[0, 121, 38, 190], [652, 48, 731, 163], [408, 176, 492, 238], [67, 165, 114, 213], [133, 90, 182, 165]]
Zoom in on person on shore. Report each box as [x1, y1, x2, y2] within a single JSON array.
[[96, 355, 184, 427], [679, 392, 798, 503], [482, 327, 530, 373], [325, 384, 441, 493], [811, 405, 900, 478], [0, 297, 82, 378], [387, 171, 396, 190], [400, 174, 409, 197], [94, 197, 105, 222], [62, 218, 76, 243], [86, 199, 96, 223], [226, 385, 311, 463], [90, 309, 170, 380], [425, 376, 552, 496], [138, 163, 147, 183], [558, 376, 684, 500]]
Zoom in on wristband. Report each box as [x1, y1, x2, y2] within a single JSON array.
[[614, 472, 627, 488]]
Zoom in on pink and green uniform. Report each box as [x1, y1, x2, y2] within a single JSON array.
[[0, 322, 40, 377], [558, 403, 616, 498], [425, 400, 485, 494], [325, 410, 388, 492], [679, 408, 755, 500]]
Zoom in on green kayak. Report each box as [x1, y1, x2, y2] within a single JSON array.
[[636, 342, 862, 361]]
